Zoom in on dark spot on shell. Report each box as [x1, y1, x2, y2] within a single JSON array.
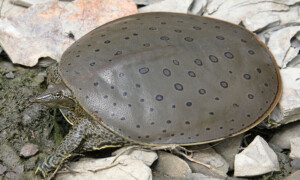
[[224, 52, 234, 59], [120, 117, 125, 120], [160, 36, 169, 40], [172, 105, 176, 108], [90, 62, 95, 66], [185, 121, 190, 125], [174, 29, 182, 33], [243, 74, 251, 80], [68, 63, 71, 66], [95, 49, 100, 52], [193, 26, 201, 30], [248, 50, 255, 55], [186, 102, 192, 107], [248, 94, 254, 99], [128, 104, 131, 107], [88, 44, 91, 47], [85, 96, 88, 99], [209, 112, 214, 115], [257, 68, 262, 73], [119, 73, 124, 77], [219, 127, 223, 129], [125, 37, 130, 40], [188, 71, 196, 77], [143, 43, 150, 47], [163, 68, 171, 77], [162, 129, 167, 133], [233, 103, 239, 108], [145, 135, 150, 138], [104, 40, 110, 44], [150, 108, 154, 112], [247, 114, 251, 117], [216, 36, 224, 40], [122, 27, 127, 30], [149, 27, 157, 30], [241, 39, 247, 43], [171, 134, 175, 136], [113, 103, 116, 106], [180, 133, 184, 136], [115, 51, 122, 56], [111, 86, 114, 89], [104, 95, 108, 99], [264, 83, 269, 87], [94, 82, 99, 87], [166, 120, 172, 124], [220, 81, 228, 88], [215, 26, 220, 28], [161, 22, 166, 24], [156, 95, 163, 101], [209, 55, 218, 63], [138, 136, 141, 139], [177, 20, 183, 23], [133, 33, 138, 36], [266, 101, 269, 104], [199, 89, 206, 95], [136, 125, 140, 128], [184, 37, 194, 42], [173, 60, 179, 65], [76, 55, 80, 57], [139, 67, 149, 74], [140, 99, 144, 102], [174, 83, 183, 91], [194, 59, 203, 66], [196, 134, 199, 136], [215, 97, 219, 100], [229, 71, 232, 74], [231, 119, 234, 122], [136, 84, 141, 88], [151, 122, 155, 125], [123, 92, 127, 96]]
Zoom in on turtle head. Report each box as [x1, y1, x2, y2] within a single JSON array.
[[30, 83, 76, 111]]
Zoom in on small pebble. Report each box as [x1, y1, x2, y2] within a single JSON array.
[[5, 72, 15, 79], [20, 143, 39, 158], [0, 164, 7, 175]]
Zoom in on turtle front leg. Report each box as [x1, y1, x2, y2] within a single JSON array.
[[36, 118, 93, 177]]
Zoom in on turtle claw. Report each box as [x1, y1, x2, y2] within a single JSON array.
[[35, 161, 51, 178]]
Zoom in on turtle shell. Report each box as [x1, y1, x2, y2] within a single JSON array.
[[59, 12, 281, 145]]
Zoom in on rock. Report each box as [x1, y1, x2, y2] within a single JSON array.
[[285, 170, 300, 180], [243, 12, 280, 32], [32, 72, 46, 86], [0, 0, 26, 18], [213, 134, 243, 170], [267, 26, 300, 67], [56, 155, 152, 180], [0, 0, 137, 67], [19, 143, 39, 158], [22, 104, 42, 126], [187, 173, 224, 180], [10, 0, 48, 8], [134, 0, 162, 5], [270, 68, 300, 124], [186, 144, 229, 178], [0, 164, 7, 175], [269, 121, 300, 149], [0, 61, 16, 73], [5, 72, 15, 79], [0, 143, 22, 168], [36, 57, 56, 67], [139, 0, 193, 13], [290, 137, 300, 159], [204, 0, 300, 24], [234, 136, 280, 177], [291, 159, 300, 169], [112, 147, 158, 166], [187, 0, 208, 15], [153, 151, 192, 179]]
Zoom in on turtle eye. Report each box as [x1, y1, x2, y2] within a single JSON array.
[[55, 92, 62, 98]]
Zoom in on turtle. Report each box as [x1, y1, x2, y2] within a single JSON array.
[[31, 12, 282, 177]]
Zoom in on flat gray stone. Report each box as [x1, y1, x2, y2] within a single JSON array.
[[244, 12, 280, 32], [269, 121, 300, 149], [187, 173, 224, 180], [270, 68, 300, 124], [187, 144, 229, 178], [213, 134, 243, 170], [291, 158, 300, 169], [0, 143, 22, 168], [56, 155, 152, 180], [139, 0, 193, 13], [0, 164, 7, 175], [234, 136, 280, 177], [290, 137, 300, 159], [153, 151, 192, 179], [112, 147, 158, 166]]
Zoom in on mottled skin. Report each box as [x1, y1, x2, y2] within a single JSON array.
[[31, 64, 131, 177]]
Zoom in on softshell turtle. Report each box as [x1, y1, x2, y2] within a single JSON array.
[[31, 12, 282, 176]]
